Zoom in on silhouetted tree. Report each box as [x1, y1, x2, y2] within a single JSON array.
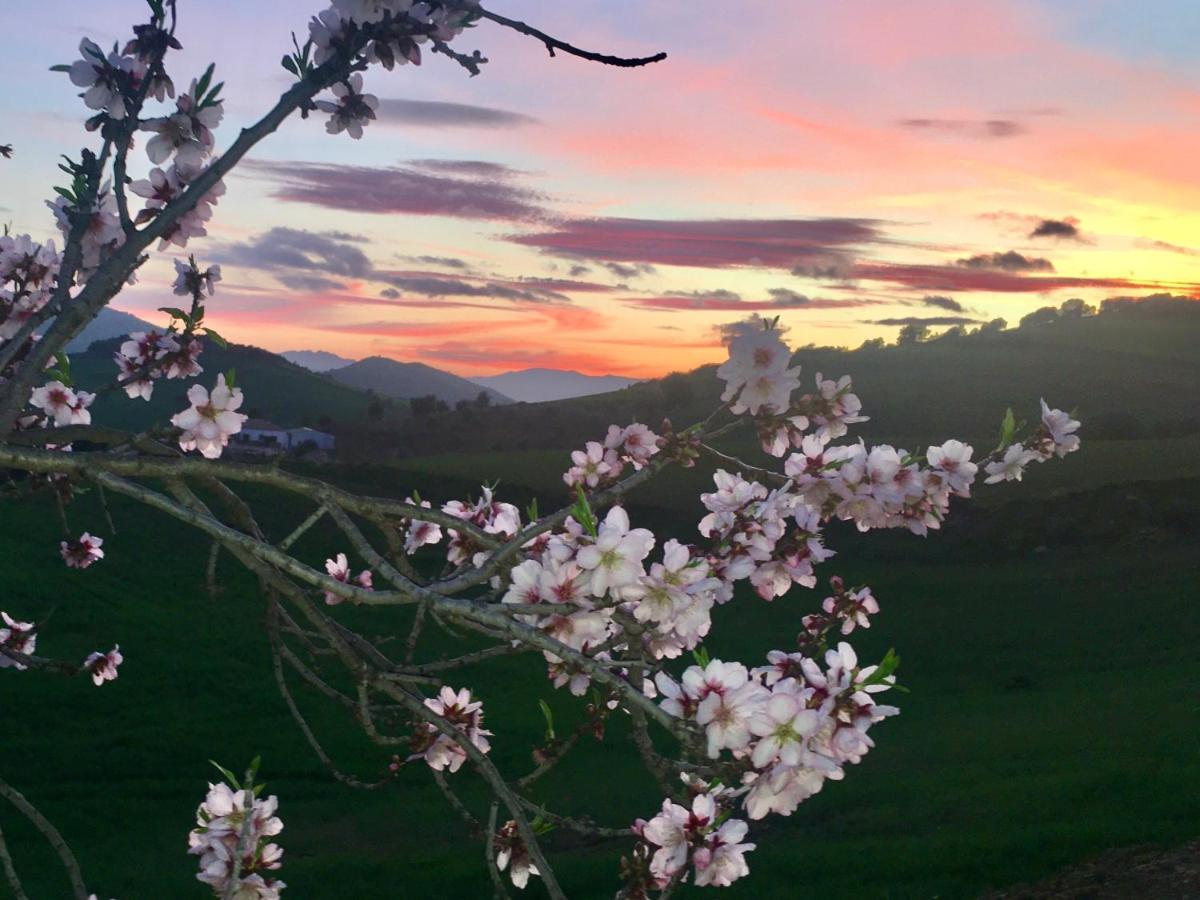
[[1019, 306, 1059, 328], [1058, 297, 1096, 318], [896, 323, 931, 345]]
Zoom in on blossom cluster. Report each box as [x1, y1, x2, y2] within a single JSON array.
[[637, 791, 755, 888], [442, 486, 521, 566], [411, 686, 492, 773], [322, 552, 373, 604], [308, 1, 480, 139], [29, 381, 95, 428], [188, 779, 285, 899], [563, 422, 660, 489], [0, 233, 60, 343]]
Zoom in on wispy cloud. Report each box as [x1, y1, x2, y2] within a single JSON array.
[[917, 294, 966, 312], [1029, 218, 1083, 240], [622, 287, 880, 312], [868, 315, 981, 326], [510, 217, 884, 269], [850, 262, 1191, 293], [898, 117, 1025, 138], [955, 250, 1055, 272], [245, 159, 547, 221], [375, 98, 538, 129]]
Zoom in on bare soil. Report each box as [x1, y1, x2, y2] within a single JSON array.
[[984, 839, 1200, 899]]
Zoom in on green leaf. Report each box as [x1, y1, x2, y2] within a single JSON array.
[[525, 498, 539, 523], [209, 760, 240, 786], [281, 55, 298, 75], [571, 485, 598, 538], [538, 700, 556, 741], [691, 646, 711, 668], [997, 407, 1016, 450], [194, 63, 215, 103], [224, 368, 236, 389], [49, 64, 71, 73], [53, 187, 76, 203], [202, 327, 227, 349], [859, 648, 901, 689], [146, 0, 165, 17], [158, 306, 189, 322]]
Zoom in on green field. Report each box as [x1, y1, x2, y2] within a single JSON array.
[[1, 453, 1197, 897]]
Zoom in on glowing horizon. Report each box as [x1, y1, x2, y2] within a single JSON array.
[[2, 0, 1198, 379]]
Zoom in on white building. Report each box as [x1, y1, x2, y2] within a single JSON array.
[[285, 427, 336, 452], [234, 420, 335, 455]]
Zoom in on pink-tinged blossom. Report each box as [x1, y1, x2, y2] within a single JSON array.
[[140, 83, 223, 167], [322, 553, 373, 605], [317, 74, 379, 140], [174, 257, 222, 297], [809, 373, 868, 439], [696, 676, 769, 758], [984, 443, 1036, 484], [61, 532, 105, 569], [170, 374, 247, 459], [692, 818, 755, 887], [748, 688, 822, 769], [415, 686, 492, 773], [641, 793, 716, 879], [717, 325, 799, 416], [84, 646, 122, 686], [0, 612, 37, 669], [575, 506, 655, 597], [1038, 400, 1081, 458], [67, 38, 134, 120], [30, 381, 93, 427], [605, 422, 660, 470], [493, 819, 539, 890], [402, 497, 442, 553], [188, 779, 285, 898], [927, 439, 977, 496], [442, 487, 520, 565], [564, 440, 618, 489]]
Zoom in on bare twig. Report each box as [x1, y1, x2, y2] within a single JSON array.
[[480, 9, 667, 67]]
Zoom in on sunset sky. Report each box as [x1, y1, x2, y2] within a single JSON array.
[[2, 0, 1198, 378]]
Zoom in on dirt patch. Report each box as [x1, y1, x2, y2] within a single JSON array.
[[984, 839, 1200, 899]]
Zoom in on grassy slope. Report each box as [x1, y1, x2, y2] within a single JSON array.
[[0, 475, 1197, 898], [70, 338, 381, 431], [3, 304, 1197, 897]]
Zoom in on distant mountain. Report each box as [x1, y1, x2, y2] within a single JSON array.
[[61, 307, 157, 352], [281, 350, 358, 372], [471, 368, 636, 403], [329, 357, 512, 406]]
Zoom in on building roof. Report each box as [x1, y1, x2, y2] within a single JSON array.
[[242, 418, 287, 432]]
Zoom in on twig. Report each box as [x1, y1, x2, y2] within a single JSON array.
[[0, 776, 88, 900], [485, 802, 512, 900], [480, 9, 667, 67], [0, 824, 30, 900]]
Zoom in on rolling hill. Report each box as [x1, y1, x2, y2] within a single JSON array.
[[395, 298, 1200, 457], [470, 368, 637, 402], [69, 338, 382, 432], [328, 356, 512, 406], [60, 307, 157, 352]]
